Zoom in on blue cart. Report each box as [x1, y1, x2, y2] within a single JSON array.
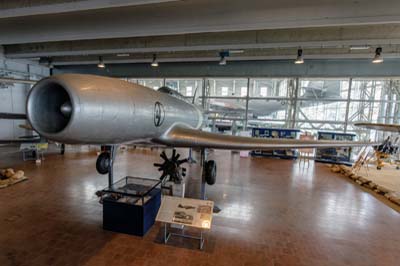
[[251, 128, 301, 159]]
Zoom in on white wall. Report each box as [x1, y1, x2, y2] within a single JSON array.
[[0, 50, 49, 140]]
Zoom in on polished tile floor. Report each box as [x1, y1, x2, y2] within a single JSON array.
[[0, 146, 399, 266]]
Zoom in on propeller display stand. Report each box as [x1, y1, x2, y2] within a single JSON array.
[[187, 148, 197, 164], [154, 148, 220, 213]]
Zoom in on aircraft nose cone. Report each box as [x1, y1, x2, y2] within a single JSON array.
[[60, 102, 72, 117]]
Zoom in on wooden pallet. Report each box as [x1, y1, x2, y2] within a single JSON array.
[[0, 176, 28, 189]]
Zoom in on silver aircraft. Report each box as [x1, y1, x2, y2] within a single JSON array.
[[26, 74, 374, 189]]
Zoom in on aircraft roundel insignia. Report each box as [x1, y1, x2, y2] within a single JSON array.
[[154, 101, 165, 127]]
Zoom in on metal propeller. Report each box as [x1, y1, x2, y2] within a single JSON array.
[[154, 149, 188, 184]]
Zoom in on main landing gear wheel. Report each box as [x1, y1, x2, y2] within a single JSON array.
[[204, 160, 217, 185], [96, 152, 111, 175]]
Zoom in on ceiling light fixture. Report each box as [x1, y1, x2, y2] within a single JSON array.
[[228, 49, 244, 54], [116, 53, 130, 57], [294, 49, 304, 64], [151, 54, 159, 67], [97, 56, 105, 68], [372, 47, 383, 64], [350, 45, 370, 50]]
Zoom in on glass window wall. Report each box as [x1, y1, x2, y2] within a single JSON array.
[[123, 76, 400, 141]]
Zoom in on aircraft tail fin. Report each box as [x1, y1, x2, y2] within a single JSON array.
[[192, 86, 198, 104], [302, 80, 342, 98]]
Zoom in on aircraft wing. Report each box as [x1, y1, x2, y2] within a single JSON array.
[[209, 100, 246, 111], [154, 125, 376, 150], [354, 122, 400, 133], [0, 113, 37, 144], [0, 138, 41, 144], [0, 112, 27, 120]]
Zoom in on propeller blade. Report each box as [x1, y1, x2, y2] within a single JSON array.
[[160, 151, 168, 161], [178, 159, 188, 165], [154, 163, 163, 167], [174, 153, 180, 160], [160, 172, 167, 180], [172, 149, 176, 158]]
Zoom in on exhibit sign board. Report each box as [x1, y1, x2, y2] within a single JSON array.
[[156, 196, 214, 229]]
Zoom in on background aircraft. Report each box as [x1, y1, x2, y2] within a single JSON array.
[[208, 80, 342, 118], [0, 112, 41, 144], [0, 113, 27, 120], [0, 112, 66, 155], [355, 122, 400, 169]]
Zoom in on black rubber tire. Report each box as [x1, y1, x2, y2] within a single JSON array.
[[96, 152, 110, 175], [205, 160, 217, 185]]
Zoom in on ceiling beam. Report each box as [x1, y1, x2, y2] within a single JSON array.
[[0, 0, 176, 18], [1, 0, 400, 45], [51, 50, 400, 66], [5, 24, 400, 59], [53, 59, 400, 78]]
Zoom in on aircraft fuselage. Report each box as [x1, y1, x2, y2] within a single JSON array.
[[27, 74, 203, 144]]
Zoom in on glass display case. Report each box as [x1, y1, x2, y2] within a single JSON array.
[[102, 176, 161, 204], [101, 176, 162, 236]]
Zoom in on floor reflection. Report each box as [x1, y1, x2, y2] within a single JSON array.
[[218, 202, 254, 222]]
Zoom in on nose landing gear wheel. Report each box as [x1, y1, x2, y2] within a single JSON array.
[[60, 144, 65, 155], [96, 152, 111, 175], [204, 160, 217, 185]]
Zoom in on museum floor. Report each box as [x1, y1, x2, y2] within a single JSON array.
[[1, 146, 400, 266]]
